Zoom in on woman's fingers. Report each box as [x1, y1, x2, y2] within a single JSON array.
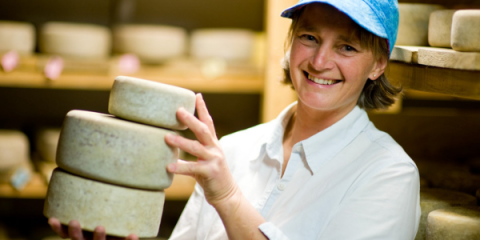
[[68, 220, 85, 240], [165, 133, 215, 160], [48, 218, 69, 238], [195, 93, 216, 137], [177, 107, 216, 147], [93, 226, 106, 240], [167, 159, 208, 176], [125, 234, 139, 240]]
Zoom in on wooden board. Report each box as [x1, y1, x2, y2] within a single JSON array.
[[390, 45, 420, 63], [418, 47, 480, 71]]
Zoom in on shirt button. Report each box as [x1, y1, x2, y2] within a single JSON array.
[[277, 183, 285, 191]]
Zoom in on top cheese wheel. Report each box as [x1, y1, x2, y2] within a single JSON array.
[[108, 76, 196, 130], [190, 29, 255, 62], [415, 188, 477, 240], [40, 22, 111, 59], [426, 206, 480, 240], [113, 24, 187, 64], [451, 10, 480, 52], [0, 21, 35, 54], [0, 130, 30, 170], [36, 128, 61, 163], [56, 110, 179, 190], [428, 10, 456, 48], [397, 4, 445, 46]]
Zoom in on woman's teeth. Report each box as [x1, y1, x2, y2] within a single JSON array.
[[307, 74, 337, 85]]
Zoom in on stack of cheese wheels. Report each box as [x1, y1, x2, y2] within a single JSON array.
[[451, 10, 480, 51], [415, 189, 477, 240], [190, 28, 255, 62], [0, 21, 35, 55], [428, 10, 457, 48], [426, 206, 480, 240], [113, 24, 187, 64], [35, 128, 61, 182], [44, 76, 196, 237], [397, 3, 444, 46], [0, 130, 33, 188], [40, 22, 111, 59]]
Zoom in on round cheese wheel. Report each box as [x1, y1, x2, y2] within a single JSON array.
[[426, 206, 480, 240], [0, 130, 30, 171], [44, 169, 165, 238], [428, 10, 456, 48], [108, 76, 196, 130], [40, 22, 111, 59], [415, 189, 477, 240], [397, 4, 445, 46], [56, 110, 179, 190], [36, 128, 61, 163], [113, 24, 186, 64], [190, 29, 255, 62], [452, 10, 480, 51], [0, 21, 35, 54]]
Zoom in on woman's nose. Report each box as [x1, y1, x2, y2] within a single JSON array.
[[310, 46, 335, 71]]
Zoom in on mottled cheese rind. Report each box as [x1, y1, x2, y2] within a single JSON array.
[[40, 22, 111, 59], [397, 4, 445, 46], [428, 10, 456, 48], [44, 169, 164, 237], [57, 110, 178, 190], [0, 21, 35, 54], [451, 10, 480, 51], [36, 128, 61, 163], [190, 29, 255, 61], [415, 188, 477, 240], [113, 24, 186, 64], [108, 76, 196, 130], [426, 206, 480, 240], [0, 130, 30, 170]]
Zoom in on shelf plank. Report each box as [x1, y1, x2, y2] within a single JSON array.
[[418, 47, 480, 71], [388, 61, 480, 100]]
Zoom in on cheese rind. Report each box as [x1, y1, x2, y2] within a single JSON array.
[[415, 188, 477, 240], [56, 110, 178, 190], [113, 24, 186, 64], [190, 29, 255, 61], [44, 169, 164, 238], [108, 76, 196, 130], [428, 10, 456, 48], [397, 4, 445, 46], [40, 22, 111, 59], [36, 128, 61, 163], [451, 10, 480, 51], [0, 130, 30, 170], [426, 206, 480, 240], [0, 21, 35, 54]]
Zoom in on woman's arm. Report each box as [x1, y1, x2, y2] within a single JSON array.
[[165, 93, 268, 240]]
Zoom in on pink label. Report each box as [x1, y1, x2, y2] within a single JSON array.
[[44, 56, 64, 80], [1, 51, 20, 72], [118, 54, 140, 74]]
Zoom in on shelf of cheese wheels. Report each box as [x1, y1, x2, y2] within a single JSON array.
[[0, 54, 264, 94]]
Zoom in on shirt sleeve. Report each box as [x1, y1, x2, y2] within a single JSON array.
[[169, 183, 205, 240], [259, 222, 291, 240], [319, 161, 421, 240]]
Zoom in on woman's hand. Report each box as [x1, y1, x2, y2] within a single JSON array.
[[165, 93, 239, 207], [48, 217, 138, 240]]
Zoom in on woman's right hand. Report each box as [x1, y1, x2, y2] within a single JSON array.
[[48, 217, 138, 240]]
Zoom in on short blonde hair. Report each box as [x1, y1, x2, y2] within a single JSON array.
[[282, 5, 401, 110]]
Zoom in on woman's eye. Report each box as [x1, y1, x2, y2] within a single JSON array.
[[299, 34, 317, 45], [343, 45, 357, 52]]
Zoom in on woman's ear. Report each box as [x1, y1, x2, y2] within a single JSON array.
[[369, 55, 387, 80]]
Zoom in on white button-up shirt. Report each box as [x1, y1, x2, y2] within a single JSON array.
[[170, 102, 421, 240]]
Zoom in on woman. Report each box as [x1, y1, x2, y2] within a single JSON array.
[[50, 0, 421, 239]]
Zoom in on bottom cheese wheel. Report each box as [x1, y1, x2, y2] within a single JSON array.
[[426, 206, 480, 240], [415, 188, 477, 240], [44, 169, 165, 237]]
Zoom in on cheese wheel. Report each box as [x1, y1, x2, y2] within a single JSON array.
[[428, 10, 456, 48], [113, 24, 186, 64], [190, 29, 255, 61], [108, 76, 196, 130], [44, 169, 164, 238], [56, 110, 179, 190], [0, 21, 35, 54], [452, 10, 480, 51], [0, 130, 30, 170], [40, 22, 111, 59], [426, 206, 480, 240], [415, 189, 477, 240], [36, 128, 61, 163], [397, 4, 445, 46]]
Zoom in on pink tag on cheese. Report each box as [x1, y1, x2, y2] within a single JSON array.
[[118, 54, 140, 74], [44, 56, 64, 80], [1, 51, 20, 72]]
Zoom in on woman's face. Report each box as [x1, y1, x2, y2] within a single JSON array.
[[289, 3, 385, 114]]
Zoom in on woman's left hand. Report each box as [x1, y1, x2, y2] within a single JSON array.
[[165, 93, 239, 207]]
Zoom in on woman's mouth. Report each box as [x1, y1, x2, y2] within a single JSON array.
[[304, 71, 341, 85]]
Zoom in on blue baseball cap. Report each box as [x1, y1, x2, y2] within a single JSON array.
[[281, 0, 399, 56]]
